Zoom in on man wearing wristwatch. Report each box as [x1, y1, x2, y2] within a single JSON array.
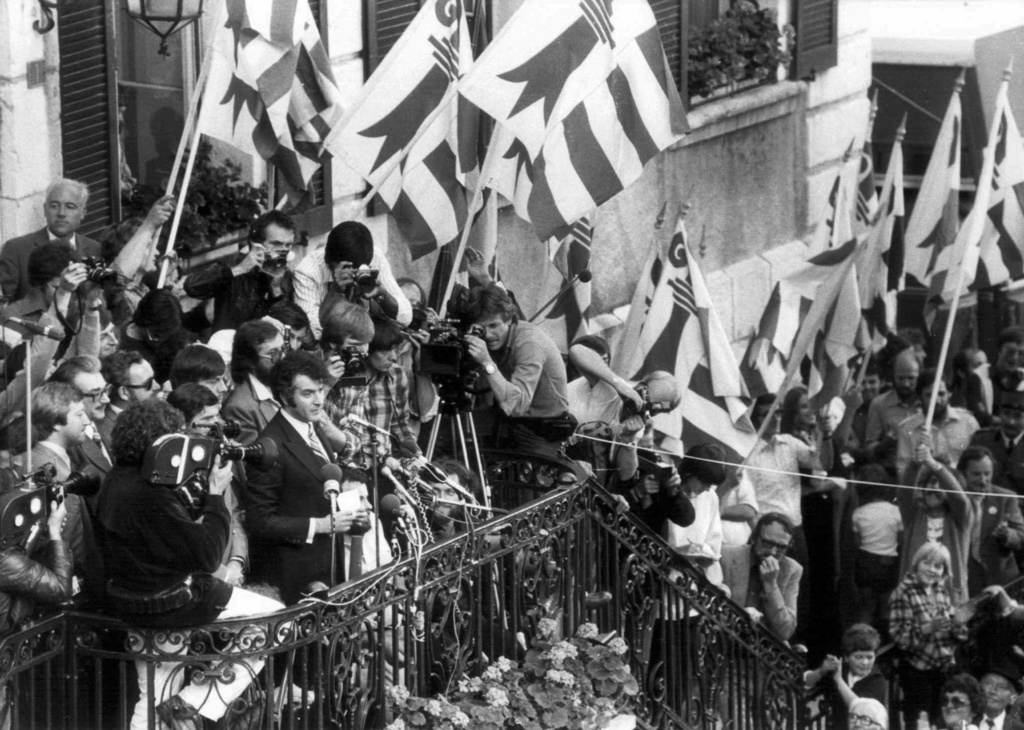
[[464, 283, 570, 459]]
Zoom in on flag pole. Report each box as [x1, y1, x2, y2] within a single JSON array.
[[155, 0, 224, 288], [924, 61, 1009, 432], [437, 128, 505, 318]]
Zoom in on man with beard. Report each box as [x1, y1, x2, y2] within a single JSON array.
[[222, 319, 285, 445], [971, 390, 1024, 495], [721, 513, 803, 641], [865, 348, 922, 471], [895, 369, 979, 480], [246, 352, 367, 603]]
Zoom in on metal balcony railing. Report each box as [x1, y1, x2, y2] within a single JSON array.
[[0, 453, 820, 730]]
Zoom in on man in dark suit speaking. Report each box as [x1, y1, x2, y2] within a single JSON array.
[[0, 178, 101, 302], [246, 351, 366, 605]]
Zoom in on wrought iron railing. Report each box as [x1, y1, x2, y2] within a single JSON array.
[[0, 454, 818, 730]]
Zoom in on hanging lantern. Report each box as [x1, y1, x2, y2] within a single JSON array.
[[124, 0, 204, 57]]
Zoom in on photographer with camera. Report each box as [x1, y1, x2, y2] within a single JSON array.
[[463, 283, 570, 459], [247, 351, 369, 604], [324, 311, 421, 465], [94, 398, 283, 729], [167, 383, 249, 587], [293, 221, 411, 341], [182, 211, 302, 333]]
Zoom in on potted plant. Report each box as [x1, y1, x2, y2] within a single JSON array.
[[386, 619, 639, 730], [687, 0, 794, 101], [122, 140, 267, 260]]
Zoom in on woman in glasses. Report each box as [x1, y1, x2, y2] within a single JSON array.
[[935, 673, 984, 730], [889, 542, 969, 726], [847, 697, 888, 730]]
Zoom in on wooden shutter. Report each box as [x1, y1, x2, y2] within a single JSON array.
[[649, 0, 684, 92], [58, 0, 119, 235], [794, 0, 839, 80], [364, 0, 421, 75]]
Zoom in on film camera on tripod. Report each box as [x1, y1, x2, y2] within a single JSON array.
[[417, 318, 487, 411]]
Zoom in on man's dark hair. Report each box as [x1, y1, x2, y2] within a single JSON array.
[[324, 221, 373, 269], [133, 289, 182, 341], [110, 399, 185, 467], [231, 319, 280, 383], [249, 210, 295, 244], [916, 367, 946, 397], [48, 355, 101, 388], [166, 383, 219, 424], [940, 673, 984, 717], [370, 316, 404, 354], [27, 243, 72, 289], [681, 443, 727, 486], [957, 444, 994, 474], [466, 283, 518, 324], [753, 512, 793, 540], [169, 345, 226, 389], [841, 623, 881, 655], [268, 301, 309, 331], [341, 466, 369, 486], [999, 326, 1024, 349], [102, 350, 147, 389], [270, 351, 329, 406]]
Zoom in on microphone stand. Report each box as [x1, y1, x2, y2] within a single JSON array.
[[327, 488, 339, 588], [526, 274, 582, 323], [24, 337, 32, 472], [367, 430, 382, 570]]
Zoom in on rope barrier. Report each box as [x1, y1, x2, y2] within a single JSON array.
[[571, 430, 1024, 502]]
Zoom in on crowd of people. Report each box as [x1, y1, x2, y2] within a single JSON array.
[[4, 179, 1024, 730]]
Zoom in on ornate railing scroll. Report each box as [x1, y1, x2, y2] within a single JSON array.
[[0, 453, 820, 730]]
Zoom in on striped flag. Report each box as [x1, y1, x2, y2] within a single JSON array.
[[198, 0, 343, 196], [546, 215, 593, 344], [859, 123, 906, 349], [904, 76, 962, 288], [464, 0, 687, 242], [618, 216, 755, 459], [854, 94, 880, 236], [742, 283, 801, 398], [926, 69, 1021, 322], [323, 0, 475, 258]]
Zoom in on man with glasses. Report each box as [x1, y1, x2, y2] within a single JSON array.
[[222, 320, 286, 445], [970, 390, 1024, 496], [847, 698, 888, 730], [99, 350, 160, 446], [181, 211, 303, 332], [247, 352, 367, 604], [721, 512, 802, 641]]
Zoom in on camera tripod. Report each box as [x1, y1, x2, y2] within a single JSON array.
[[424, 395, 491, 507]]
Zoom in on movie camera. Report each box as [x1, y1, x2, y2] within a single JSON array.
[[81, 256, 119, 285], [142, 433, 278, 518], [619, 382, 676, 422], [0, 466, 102, 550], [418, 319, 486, 408]]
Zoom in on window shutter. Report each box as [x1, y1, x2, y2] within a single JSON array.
[[58, 0, 119, 235], [364, 0, 421, 75], [649, 0, 684, 92], [794, 0, 839, 80]]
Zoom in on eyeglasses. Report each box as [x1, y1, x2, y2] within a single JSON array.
[[941, 695, 969, 708], [757, 537, 791, 553], [259, 348, 285, 363], [81, 385, 112, 401], [848, 714, 883, 729], [124, 377, 155, 391]]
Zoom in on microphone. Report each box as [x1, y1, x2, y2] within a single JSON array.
[[527, 270, 593, 323], [345, 415, 392, 438], [3, 317, 65, 341], [433, 496, 506, 514], [380, 464, 418, 505], [380, 493, 408, 532], [319, 463, 344, 499], [384, 456, 411, 479]]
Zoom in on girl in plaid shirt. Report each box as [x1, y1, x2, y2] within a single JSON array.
[[889, 542, 968, 726]]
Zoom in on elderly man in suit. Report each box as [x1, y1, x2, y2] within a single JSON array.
[[48, 356, 113, 475], [0, 179, 101, 302], [959, 445, 1024, 595], [721, 512, 803, 641], [246, 351, 367, 605]]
